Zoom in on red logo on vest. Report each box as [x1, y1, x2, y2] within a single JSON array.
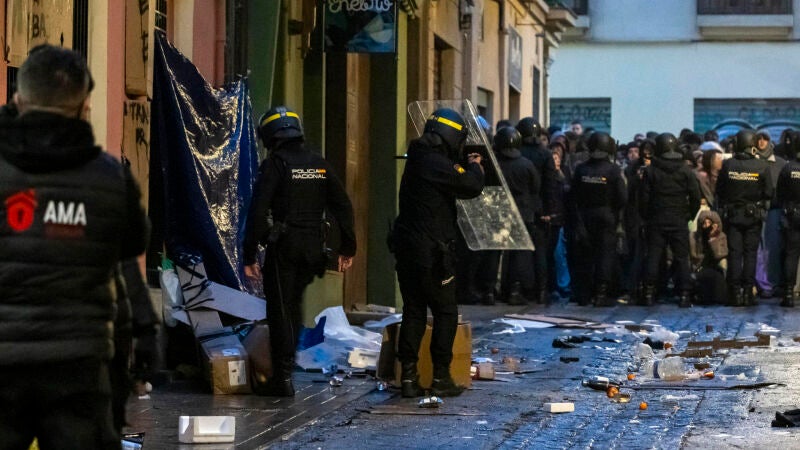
[[5, 190, 37, 232]]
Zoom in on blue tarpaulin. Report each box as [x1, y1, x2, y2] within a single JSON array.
[[151, 32, 259, 290]]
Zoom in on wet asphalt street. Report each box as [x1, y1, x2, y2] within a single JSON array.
[[127, 297, 800, 449]]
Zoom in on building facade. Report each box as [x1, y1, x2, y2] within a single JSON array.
[[0, 0, 574, 319], [549, 0, 800, 141]]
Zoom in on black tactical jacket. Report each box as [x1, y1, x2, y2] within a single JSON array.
[[0, 109, 148, 365]]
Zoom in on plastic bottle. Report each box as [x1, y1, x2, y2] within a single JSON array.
[[634, 343, 654, 361], [642, 357, 686, 381]]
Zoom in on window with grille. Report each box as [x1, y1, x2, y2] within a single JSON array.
[[225, 0, 248, 84], [155, 0, 168, 33], [434, 37, 445, 100], [698, 0, 791, 14], [533, 67, 541, 122]]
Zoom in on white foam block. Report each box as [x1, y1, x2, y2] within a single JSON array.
[[178, 416, 236, 443], [544, 402, 574, 413]]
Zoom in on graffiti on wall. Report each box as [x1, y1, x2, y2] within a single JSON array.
[[550, 98, 612, 133], [126, 0, 153, 98], [123, 100, 151, 211], [6, 0, 74, 67]]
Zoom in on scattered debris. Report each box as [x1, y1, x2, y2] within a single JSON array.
[[472, 362, 495, 380], [610, 392, 631, 403], [544, 402, 574, 413], [178, 416, 235, 444], [687, 334, 771, 350], [582, 376, 622, 391], [772, 409, 800, 427], [505, 314, 612, 329], [419, 396, 444, 408], [357, 405, 484, 416], [560, 356, 580, 363]]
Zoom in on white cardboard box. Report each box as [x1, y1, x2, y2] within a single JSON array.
[[178, 416, 235, 443]]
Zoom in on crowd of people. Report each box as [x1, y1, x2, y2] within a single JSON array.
[[459, 117, 800, 308]]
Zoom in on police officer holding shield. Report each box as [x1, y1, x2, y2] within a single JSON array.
[[390, 108, 484, 398]]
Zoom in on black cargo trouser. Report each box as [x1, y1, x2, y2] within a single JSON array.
[[784, 225, 800, 288], [725, 220, 761, 288], [570, 208, 616, 300], [396, 257, 458, 373], [262, 230, 323, 363], [645, 225, 691, 292], [0, 359, 117, 450]]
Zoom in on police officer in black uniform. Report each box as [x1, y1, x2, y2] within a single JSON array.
[[567, 132, 627, 306], [516, 117, 557, 303], [244, 106, 356, 396], [486, 126, 539, 304], [777, 131, 800, 307], [717, 129, 773, 306], [640, 133, 701, 307], [391, 108, 483, 398]]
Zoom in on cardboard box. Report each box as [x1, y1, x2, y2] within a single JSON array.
[[377, 322, 472, 389], [242, 321, 273, 386], [200, 334, 252, 394]]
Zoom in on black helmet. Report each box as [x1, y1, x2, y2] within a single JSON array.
[[587, 131, 615, 159], [516, 117, 542, 139], [493, 126, 522, 151], [789, 130, 800, 161], [654, 133, 682, 160], [258, 106, 303, 148], [732, 129, 757, 156], [424, 108, 468, 152]]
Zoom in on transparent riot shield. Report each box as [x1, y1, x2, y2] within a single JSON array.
[[407, 100, 534, 251]]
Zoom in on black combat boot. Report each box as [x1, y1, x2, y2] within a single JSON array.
[[781, 288, 795, 308], [594, 283, 613, 307], [536, 290, 548, 305], [431, 366, 464, 397], [743, 285, 757, 306], [507, 282, 527, 305], [678, 291, 692, 308], [400, 362, 425, 398], [727, 285, 743, 307], [641, 284, 655, 307], [255, 357, 295, 397]]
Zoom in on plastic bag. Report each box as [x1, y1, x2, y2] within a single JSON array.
[[313, 306, 382, 351], [159, 267, 183, 328]]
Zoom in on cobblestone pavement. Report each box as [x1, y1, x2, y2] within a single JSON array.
[[127, 298, 800, 449]]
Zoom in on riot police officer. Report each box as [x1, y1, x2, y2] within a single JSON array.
[[567, 132, 627, 306], [516, 117, 557, 303], [777, 131, 800, 307], [487, 126, 540, 304], [390, 108, 484, 398], [640, 133, 701, 307], [717, 129, 773, 306], [243, 106, 356, 396]]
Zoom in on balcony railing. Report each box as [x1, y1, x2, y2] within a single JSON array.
[[698, 0, 792, 15], [548, 0, 588, 15]]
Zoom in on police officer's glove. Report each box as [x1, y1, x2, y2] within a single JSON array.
[[133, 329, 159, 383]]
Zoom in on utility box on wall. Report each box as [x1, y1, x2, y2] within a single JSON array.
[[125, 0, 154, 98], [6, 0, 74, 67]]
